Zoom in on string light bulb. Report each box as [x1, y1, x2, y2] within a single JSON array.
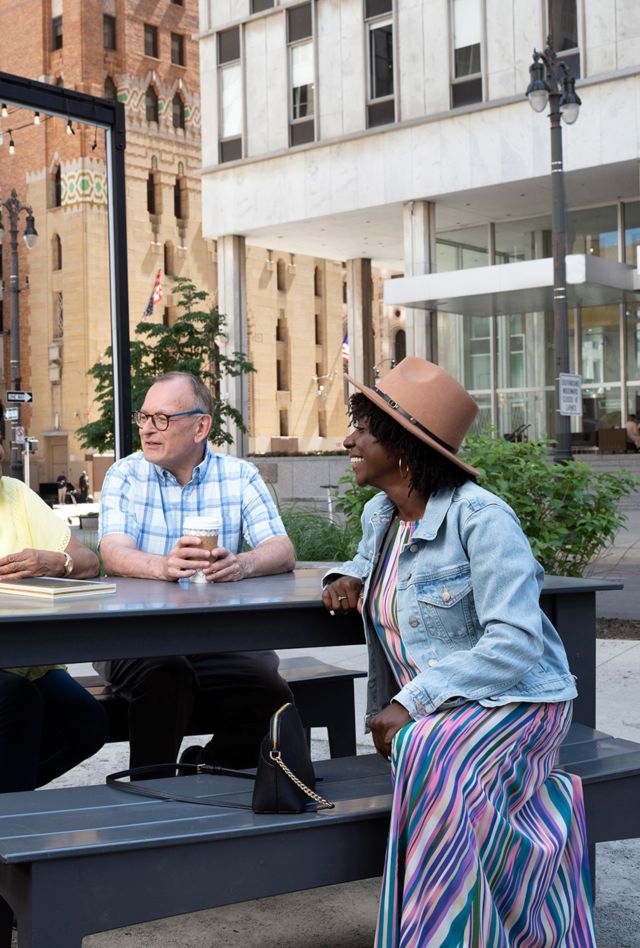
[[8, 131, 15, 155], [1, 103, 8, 118], [66, 118, 75, 135], [34, 111, 41, 125]]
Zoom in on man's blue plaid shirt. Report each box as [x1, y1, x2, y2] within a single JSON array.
[[98, 445, 286, 555]]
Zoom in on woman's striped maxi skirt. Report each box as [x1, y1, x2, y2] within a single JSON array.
[[375, 701, 595, 947]]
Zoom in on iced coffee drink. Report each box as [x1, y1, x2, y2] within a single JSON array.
[[183, 515, 220, 583]]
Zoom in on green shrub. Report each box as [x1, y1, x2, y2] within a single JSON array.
[[279, 506, 358, 562], [461, 434, 638, 576], [328, 436, 638, 577]]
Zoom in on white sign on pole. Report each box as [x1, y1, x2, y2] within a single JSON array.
[[558, 373, 582, 416], [14, 426, 26, 444], [3, 407, 19, 421]]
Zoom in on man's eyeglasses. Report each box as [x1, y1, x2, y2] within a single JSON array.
[[131, 409, 205, 431]]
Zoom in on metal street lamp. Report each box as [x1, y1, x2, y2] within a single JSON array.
[[0, 188, 38, 480], [526, 36, 581, 463]]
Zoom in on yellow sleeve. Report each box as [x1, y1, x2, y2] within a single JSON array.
[[17, 481, 71, 553]]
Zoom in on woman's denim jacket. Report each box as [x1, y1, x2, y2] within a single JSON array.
[[324, 482, 577, 724]]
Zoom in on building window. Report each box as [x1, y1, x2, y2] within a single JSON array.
[[54, 292, 64, 338], [103, 14, 116, 50], [52, 234, 62, 271], [144, 23, 159, 58], [251, 0, 274, 11], [147, 171, 158, 214], [171, 0, 183, 5], [279, 409, 289, 434], [276, 259, 286, 291], [394, 329, 406, 363], [318, 409, 327, 438], [172, 93, 185, 129], [314, 266, 322, 297], [53, 165, 62, 208], [51, 15, 63, 50], [365, 0, 395, 128], [288, 4, 314, 146], [174, 177, 187, 219], [218, 27, 242, 163], [104, 76, 118, 100], [171, 32, 185, 66], [548, 0, 580, 78], [164, 242, 175, 276], [451, 0, 483, 107], [145, 86, 159, 123], [314, 313, 323, 345]]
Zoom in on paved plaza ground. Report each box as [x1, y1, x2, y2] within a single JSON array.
[[24, 511, 640, 946]]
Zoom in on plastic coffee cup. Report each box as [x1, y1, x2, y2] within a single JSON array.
[[183, 515, 220, 584]]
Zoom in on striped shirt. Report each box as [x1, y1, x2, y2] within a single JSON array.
[[98, 445, 286, 556], [369, 517, 421, 687]]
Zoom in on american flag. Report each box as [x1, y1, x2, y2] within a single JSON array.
[[142, 269, 163, 318], [342, 334, 349, 372]]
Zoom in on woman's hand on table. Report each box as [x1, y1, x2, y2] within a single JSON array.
[[0, 548, 65, 580], [322, 576, 364, 615], [369, 702, 412, 759]]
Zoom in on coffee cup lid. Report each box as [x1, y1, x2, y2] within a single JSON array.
[[183, 515, 220, 532]]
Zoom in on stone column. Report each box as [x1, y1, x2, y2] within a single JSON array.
[[217, 234, 248, 456], [402, 199, 437, 361], [345, 258, 375, 387]]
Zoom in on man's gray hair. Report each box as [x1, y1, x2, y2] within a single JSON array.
[[152, 372, 214, 416]]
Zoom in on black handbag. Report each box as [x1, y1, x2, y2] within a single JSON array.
[[106, 702, 334, 814]]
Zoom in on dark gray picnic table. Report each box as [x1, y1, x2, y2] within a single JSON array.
[[0, 569, 621, 726]]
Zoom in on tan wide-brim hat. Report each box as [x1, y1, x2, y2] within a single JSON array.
[[347, 357, 480, 477]]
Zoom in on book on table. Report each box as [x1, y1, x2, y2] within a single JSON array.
[[0, 577, 117, 599]]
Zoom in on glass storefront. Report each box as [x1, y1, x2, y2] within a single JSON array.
[[433, 203, 640, 442], [494, 215, 551, 263], [437, 225, 488, 272]]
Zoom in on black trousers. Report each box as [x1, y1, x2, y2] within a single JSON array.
[[96, 652, 293, 773]]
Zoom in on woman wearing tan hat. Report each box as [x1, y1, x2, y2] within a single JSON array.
[[322, 358, 594, 947]]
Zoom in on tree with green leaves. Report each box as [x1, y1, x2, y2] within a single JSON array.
[[77, 277, 255, 453]]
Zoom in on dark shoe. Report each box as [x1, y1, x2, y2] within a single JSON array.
[[179, 744, 203, 767]]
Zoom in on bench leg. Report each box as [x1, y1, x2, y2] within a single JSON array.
[[291, 678, 359, 757]]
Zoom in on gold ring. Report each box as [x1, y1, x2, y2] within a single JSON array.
[[338, 596, 347, 602]]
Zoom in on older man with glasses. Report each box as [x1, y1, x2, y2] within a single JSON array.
[[96, 371, 295, 777]]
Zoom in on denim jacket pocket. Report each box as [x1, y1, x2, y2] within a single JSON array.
[[414, 566, 478, 645]]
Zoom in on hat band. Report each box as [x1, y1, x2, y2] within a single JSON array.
[[372, 386, 457, 454]]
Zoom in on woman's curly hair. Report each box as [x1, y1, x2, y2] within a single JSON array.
[[349, 392, 473, 497]]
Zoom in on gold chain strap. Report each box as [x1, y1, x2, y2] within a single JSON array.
[[270, 751, 335, 809]]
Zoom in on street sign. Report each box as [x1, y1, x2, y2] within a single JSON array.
[[3, 407, 19, 421], [15, 426, 25, 444], [558, 373, 582, 416], [6, 390, 33, 404]]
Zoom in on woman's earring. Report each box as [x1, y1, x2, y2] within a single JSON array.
[[398, 457, 409, 479]]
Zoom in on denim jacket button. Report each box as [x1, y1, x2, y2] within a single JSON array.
[[428, 659, 438, 667], [442, 587, 451, 602], [409, 544, 418, 553], [409, 617, 419, 628]]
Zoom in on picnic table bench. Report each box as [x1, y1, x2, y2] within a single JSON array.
[[0, 724, 639, 947], [75, 656, 367, 759]]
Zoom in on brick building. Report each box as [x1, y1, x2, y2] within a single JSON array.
[[0, 0, 213, 488]]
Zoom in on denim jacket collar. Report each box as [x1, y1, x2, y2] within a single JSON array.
[[369, 487, 456, 542]]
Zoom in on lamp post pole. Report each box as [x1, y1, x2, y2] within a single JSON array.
[[526, 38, 581, 463], [0, 188, 38, 481]]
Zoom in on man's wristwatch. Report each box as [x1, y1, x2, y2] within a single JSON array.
[[63, 552, 74, 576]]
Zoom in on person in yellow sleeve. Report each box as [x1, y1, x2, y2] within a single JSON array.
[[0, 445, 108, 948]]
